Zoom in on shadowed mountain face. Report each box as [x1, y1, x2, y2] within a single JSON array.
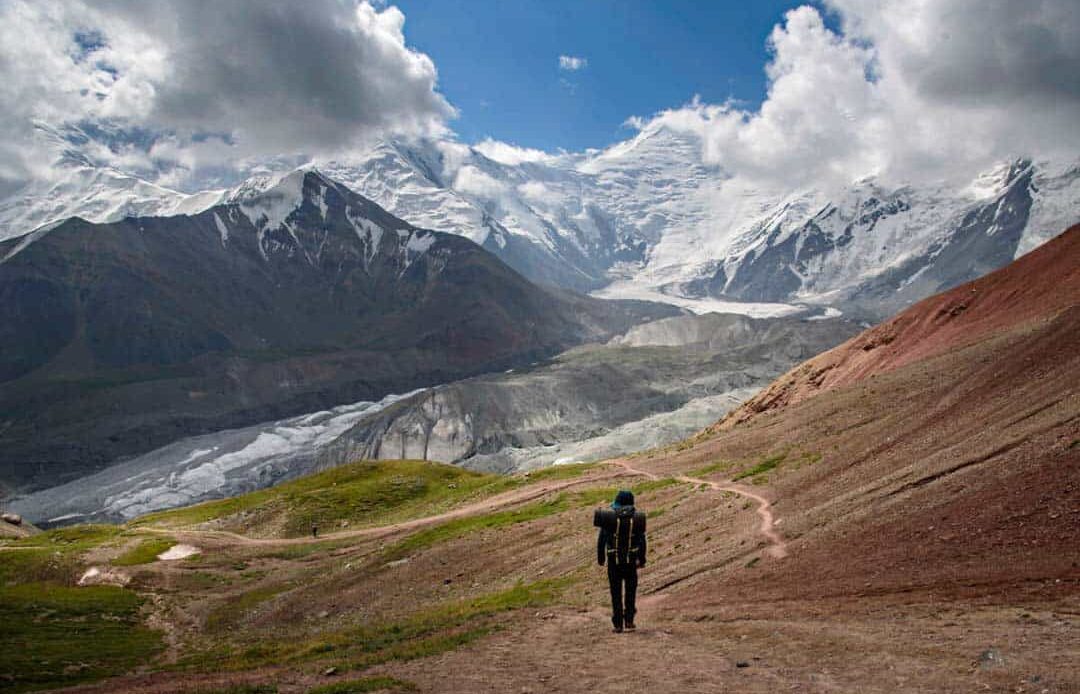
[[0, 170, 673, 493]]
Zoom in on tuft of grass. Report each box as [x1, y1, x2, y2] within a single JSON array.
[[307, 676, 416, 693], [133, 460, 521, 538], [181, 578, 568, 674], [205, 583, 293, 632], [520, 462, 595, 482], [12, 524, 122, 551], [689, 460, 736, 478], [338, 578, 569, 672], [0, 583, 163, 692], [570, 478, 680, 508], [258, 537, 358, 561], [171, 571, 234, 591], [378, 478, 677, 562], [792, 450, 823, 469], [383, 496, 568, 560], [0, 548, 81, 586], [113, 537, 177, 566], [3, 524, 126, 587], [733, 453, 787, 482]]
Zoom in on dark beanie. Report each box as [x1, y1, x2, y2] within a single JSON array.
[[612, 489, 635, 508]]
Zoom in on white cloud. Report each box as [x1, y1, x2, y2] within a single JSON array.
[[628, 1, 1080, 191], [559, 55, 588, 71], [0, 0, 454, 191], [516, 180, 554, 203], [473, 138, 558, 166], [452, 165, 508, 199]]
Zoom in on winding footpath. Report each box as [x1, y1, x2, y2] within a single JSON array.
[[142, 467, 633, 547], [615, 460, 788, 559], [139, 460, 787, 562]]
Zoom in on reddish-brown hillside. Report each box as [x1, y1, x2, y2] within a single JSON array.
[[721, 223, 1080, 427]]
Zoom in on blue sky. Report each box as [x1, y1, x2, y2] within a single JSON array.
[[395, 0, 823, 152]]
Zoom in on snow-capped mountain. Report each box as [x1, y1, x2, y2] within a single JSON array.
[[0, 169, 672, 493], [0, 123, 228, 240], [3, 122, 1078, 320], [306, 128, 1080, 319], [668, 158, 1080, 318]]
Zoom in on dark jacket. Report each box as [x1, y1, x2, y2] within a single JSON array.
[[597, 506, 647, 567]]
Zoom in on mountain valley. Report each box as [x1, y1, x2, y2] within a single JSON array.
[[0, 169, 672, 494], [2, 224, 1075, 694]]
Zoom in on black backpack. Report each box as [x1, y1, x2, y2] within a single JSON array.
[[594, 506, 646, 566]]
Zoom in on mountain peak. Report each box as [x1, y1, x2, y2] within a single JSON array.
[[233, 168, 347, 233]]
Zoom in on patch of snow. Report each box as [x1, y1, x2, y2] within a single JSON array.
[[592, 280, 803, 318], [314, 182, 329, 220], [346, 208, 384, 265], [1, 219, 66, 264], [406, 230, 435, 254], [78, 566, 131, 587], [806, 307, 843, 321], [212, 212, 229, 245], [47, 512, 89, 524], [238, 169, 307, 234], [157, 544, 200, 561]]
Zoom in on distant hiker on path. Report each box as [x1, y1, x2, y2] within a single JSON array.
[[594, 489, 647, 633], [311, 523, 318, 539]]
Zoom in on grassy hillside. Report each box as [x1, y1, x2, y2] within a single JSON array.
[[0, 458, 664, 693], [132, 459, 585, 538]]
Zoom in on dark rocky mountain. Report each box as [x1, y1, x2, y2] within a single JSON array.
[[0, 170, 673, 494]]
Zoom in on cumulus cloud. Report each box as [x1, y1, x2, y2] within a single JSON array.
[[0, 0, 453, 191], [628, 0, 1080, 190], [558, 55, 587, 71]]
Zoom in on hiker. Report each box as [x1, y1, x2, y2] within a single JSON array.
[[594, 489, 647, 633], [311, 522, 318, 539]]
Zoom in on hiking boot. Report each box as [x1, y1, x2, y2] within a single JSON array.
[[625, 621, 636, 631], [612, 626, 624, 634]]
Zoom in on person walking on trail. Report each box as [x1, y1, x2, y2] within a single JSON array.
[[594, 489, 647, 633]]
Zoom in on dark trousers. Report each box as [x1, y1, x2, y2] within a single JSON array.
[[607, 562, 638, 628]]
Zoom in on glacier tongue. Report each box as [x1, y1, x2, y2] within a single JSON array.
[[9, 389, 425, 524]]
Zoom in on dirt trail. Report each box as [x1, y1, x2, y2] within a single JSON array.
[[136, 460, 787, 564], [615, 460, 788, 559], [141, 467, 633, 547], [137, 460, 787, 561]]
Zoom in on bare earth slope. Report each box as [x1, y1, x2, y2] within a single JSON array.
[[722, 223, 1080, 425]]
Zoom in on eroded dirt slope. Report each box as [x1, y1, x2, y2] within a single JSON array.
[[723, 223, 1080, 426]]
